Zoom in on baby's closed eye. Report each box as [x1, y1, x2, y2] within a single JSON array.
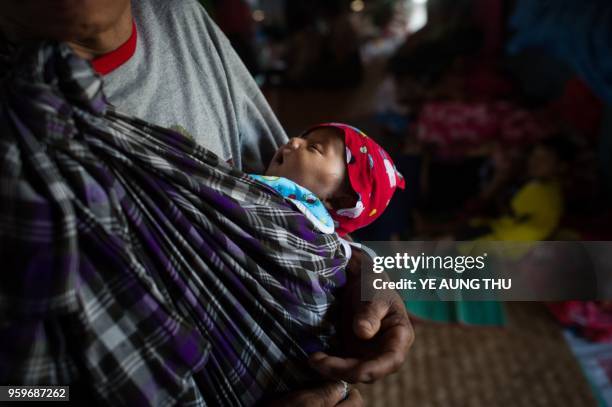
[[309, 144, 323, 153]]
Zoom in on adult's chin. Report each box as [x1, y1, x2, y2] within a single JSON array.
[[0, 0, 130, 42]]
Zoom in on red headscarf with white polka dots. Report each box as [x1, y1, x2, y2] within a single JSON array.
[[304, 123, 405, 236]]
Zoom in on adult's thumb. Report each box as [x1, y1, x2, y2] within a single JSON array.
[[313, 381, 348, 406], [353, 300, 389, 339]]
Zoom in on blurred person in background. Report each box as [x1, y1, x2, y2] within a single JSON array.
[[284, 0, 363, 88], [454, 136, 577, 242]]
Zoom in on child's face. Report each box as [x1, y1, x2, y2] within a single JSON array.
[[265, 128, 347, 201]]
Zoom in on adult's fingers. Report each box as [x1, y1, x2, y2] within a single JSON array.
[[338, 388, 364, 406], [309, 353, 361, 381], [348, 324, 411, 383], [304, 381, 348, 407], [352, 298, 390, 340], [354, 296, 413, 381], [310, 353, 388, 383], [311, 297, 414, 382], [267, 381, 347, 407], [379, 296, 415, 350], [310, 381, 349, 407]]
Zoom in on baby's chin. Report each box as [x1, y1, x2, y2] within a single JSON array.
[[264, 163, 282, 177]]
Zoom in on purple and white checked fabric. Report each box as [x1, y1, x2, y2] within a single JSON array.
[[0, 42, 348, 406]]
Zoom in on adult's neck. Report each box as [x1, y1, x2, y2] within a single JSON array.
[[67, 7, 133, 60]]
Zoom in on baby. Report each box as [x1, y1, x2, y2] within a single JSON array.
[[249, 123, 405, 236]]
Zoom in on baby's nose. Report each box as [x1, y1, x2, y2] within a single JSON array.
[[287, 137, 304, 150]]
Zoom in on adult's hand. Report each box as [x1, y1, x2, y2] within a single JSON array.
[[266, 381, 363, 407], [309, 248, 414, 383]]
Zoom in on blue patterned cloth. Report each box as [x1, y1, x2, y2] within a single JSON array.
[[248, 175, 335, 234]]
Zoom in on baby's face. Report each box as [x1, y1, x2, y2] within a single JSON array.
[[265, 128, 347, 200]]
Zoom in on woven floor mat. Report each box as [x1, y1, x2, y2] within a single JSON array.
[[355, 303, 596, 407]]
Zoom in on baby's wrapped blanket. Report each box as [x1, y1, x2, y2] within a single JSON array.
[[0, 43, 348, 405]]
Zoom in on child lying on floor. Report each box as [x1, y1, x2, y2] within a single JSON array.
[[249, 122, 405, 239], [456, 135, 574, 242]]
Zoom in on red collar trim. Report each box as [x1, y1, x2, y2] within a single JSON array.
[[92, 20, 137, 75]]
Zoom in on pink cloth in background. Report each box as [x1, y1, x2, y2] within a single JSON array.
[[548, 302, 612, 343], [417, 101, 549, 151]]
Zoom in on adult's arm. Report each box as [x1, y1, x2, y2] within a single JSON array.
[[192, 1, 288, 173]]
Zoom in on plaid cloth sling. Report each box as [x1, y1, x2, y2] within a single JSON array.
[[0, 43, 348, 406]]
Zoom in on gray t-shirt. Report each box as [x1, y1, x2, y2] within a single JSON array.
[[103, 0, 287, 173]]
